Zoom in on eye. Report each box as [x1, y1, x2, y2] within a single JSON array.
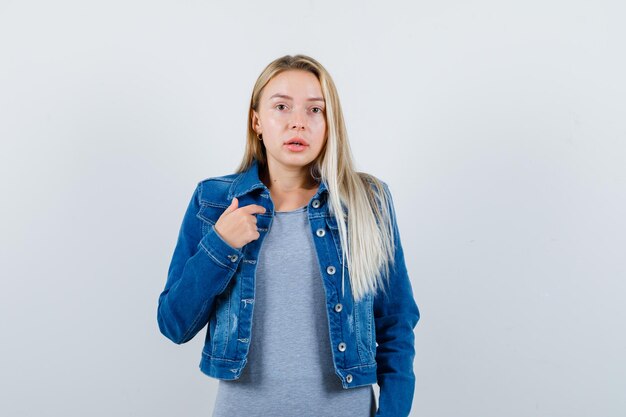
[[275, 104, 288, 111], [311, 107, 324, 114]]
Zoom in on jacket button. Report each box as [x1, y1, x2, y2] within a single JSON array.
[[346, 374, 353, 383], [228, 254, 238, 262], [326, 265, 336, 275], [338, 342, 347, 352], [334, 303, 343, 312], [316, 228, 326, 237], [311, 199, 321, 208]]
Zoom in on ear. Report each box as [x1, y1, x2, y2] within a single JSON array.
[[251, 110, 262, 134]]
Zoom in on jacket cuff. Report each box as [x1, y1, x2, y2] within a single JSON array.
[[198, 224, 243, 271]]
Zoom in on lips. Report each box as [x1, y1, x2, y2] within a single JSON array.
[[284, 137, 309, 146]]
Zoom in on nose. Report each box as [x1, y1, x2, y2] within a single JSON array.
[[290, 109, 306, 130]]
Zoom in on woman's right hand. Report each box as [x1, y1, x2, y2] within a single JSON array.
[[214, 197, 266, 249]]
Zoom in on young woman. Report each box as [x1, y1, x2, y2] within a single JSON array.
[[157, 54, 420, 417]]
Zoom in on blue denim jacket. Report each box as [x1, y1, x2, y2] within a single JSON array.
[[157, 159, 420, 417]]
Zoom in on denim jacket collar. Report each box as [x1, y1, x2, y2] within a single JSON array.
[[229, 159, 328, 200]]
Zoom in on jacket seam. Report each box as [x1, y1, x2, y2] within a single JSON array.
[[181, 298, 210, 343], [222, 286, 232, 357], [199, 240, 233, 271], [201, 353, 245, 363], [341, 362, 377, 371]]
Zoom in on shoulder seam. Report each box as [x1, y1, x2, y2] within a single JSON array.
[[198, 175, 238, 184]]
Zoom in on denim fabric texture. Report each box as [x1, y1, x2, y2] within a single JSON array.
[[157, 159, 420, 417]]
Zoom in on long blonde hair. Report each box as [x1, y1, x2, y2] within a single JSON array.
[[236, 54, 396, 302]]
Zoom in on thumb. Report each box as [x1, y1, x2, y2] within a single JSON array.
[[223, 197, 238, 215]]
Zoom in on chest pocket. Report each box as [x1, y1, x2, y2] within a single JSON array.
[[325, 214, 345, 261], [196, 203, 228, 235]]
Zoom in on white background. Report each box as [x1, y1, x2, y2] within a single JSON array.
[[1, 1, 625, 416]]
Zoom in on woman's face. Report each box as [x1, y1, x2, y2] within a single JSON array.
[[252, 69, 327, 173]]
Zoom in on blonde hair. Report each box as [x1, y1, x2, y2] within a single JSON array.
[[236, 54, 396, 302]]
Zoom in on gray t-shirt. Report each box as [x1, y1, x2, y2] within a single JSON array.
[[211, 205, 376, 417]]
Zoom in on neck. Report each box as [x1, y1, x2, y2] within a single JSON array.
[[262, 161, 317, 193]]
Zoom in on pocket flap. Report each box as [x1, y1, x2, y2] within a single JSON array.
[[325, 215, 339, 230], [196, 203, 226, 225]]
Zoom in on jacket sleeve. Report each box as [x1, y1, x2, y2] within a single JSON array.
[[373, 182, 421, 417], [157, 183, 243, 344]]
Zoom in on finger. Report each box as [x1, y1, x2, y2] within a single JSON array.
[[223, 197, 239, 215], [240, 204, 267, 215]]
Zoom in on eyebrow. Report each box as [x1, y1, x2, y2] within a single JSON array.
[[269, 93, 325, 103]]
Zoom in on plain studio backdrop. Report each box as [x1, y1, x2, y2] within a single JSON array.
[[1, 1, 624, 416]]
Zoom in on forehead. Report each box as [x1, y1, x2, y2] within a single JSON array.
[[262, 70, 323, 100]]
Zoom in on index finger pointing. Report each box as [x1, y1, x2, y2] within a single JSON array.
[[239, 204, 267, 215]]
